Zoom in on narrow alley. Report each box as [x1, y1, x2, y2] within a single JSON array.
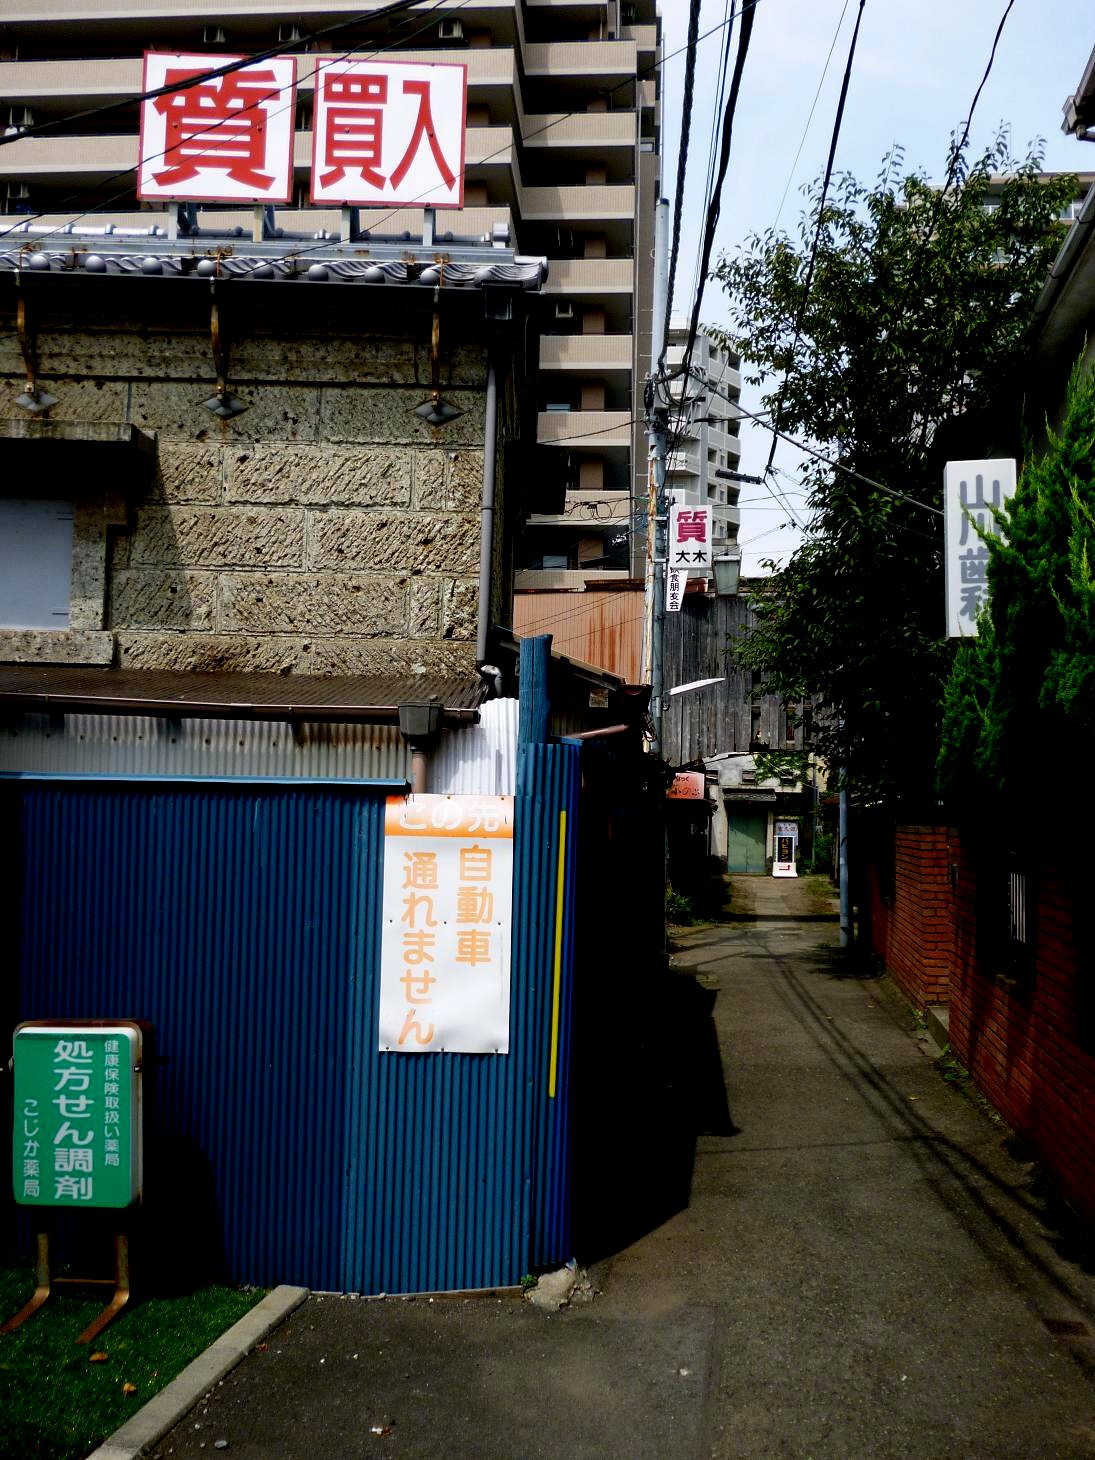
[[151, 876, 1095, 1460]]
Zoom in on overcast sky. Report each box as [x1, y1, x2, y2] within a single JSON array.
[[659, 1, 1095, 574]]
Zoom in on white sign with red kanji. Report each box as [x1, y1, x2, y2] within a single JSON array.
[[379, 794, 514, 1054], [138, 53, 297, 203], [311, 59, 467, 208], [669, 503, 712, 572]]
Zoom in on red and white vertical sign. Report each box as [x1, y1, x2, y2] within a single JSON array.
[[311, 59, 467, 208], [669, 503, 712, 572], [138, 52, 297, 203], [380, 795, 514, 1054]]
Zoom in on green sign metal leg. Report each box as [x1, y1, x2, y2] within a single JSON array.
[[75, 1235, 131, 1346], [0, 1233, 52, 1334]]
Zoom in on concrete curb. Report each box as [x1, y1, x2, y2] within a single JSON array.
[[86, 1284, 309, 1460]]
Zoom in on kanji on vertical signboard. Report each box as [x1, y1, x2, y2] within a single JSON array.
[[311, 60, 467, 208], [668, 503, 712, 571], [138, 53, 297, 203]]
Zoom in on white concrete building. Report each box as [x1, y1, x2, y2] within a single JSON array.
[[665, 318, 742, 552]]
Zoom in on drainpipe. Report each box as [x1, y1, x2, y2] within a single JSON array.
[[476, 351, 499, 665], [398, 700, 444, 796]]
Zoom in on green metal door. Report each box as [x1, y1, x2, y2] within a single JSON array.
[[727, 811, 767, 874]]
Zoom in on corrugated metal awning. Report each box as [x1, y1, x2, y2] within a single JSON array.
[[0, 666, 483, 724]]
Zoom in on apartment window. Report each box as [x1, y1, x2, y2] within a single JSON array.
[[0, 498, 74, 629]]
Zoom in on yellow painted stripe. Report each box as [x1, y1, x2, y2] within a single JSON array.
[[548, 809, 567, 1099]]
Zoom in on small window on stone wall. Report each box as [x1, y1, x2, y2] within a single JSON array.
[[0, 498, 74, 629]]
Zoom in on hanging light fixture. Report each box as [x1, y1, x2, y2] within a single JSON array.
[[413, 277, 465, 427], [712, 548, 742, 596]]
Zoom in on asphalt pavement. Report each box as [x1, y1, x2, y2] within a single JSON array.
[[146, 873, 1095, 1459]]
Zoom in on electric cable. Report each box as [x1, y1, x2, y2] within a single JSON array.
[[662, 0, 704, 363], [762, 0, 867, 475], [770, 0, 852, 234], [0, 0, 435, 149]]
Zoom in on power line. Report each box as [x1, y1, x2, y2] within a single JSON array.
[[662, 0, 704, 362], [771, 0, 852, 234], [685, 0, 734, 318], [763, 0, 867, 475], [0, 0, 468, 241], [5, 7, 748, 259], [693, 368, 943, 518], [0, 0, 433, 149]]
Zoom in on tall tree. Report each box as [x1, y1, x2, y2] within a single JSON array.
[[712, 136, 1074, 803]]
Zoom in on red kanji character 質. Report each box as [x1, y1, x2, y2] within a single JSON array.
[[676, 511, 708, 542], [152, 66, 282, 190]]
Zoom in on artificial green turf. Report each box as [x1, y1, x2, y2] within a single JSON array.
[[0, 1257, 263, 1460]]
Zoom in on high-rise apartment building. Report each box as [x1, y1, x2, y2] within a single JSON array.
[[0, 1, 661, 594], [665, 318, 742, 553]]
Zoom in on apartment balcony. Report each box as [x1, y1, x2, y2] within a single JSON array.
[[543, 258, 632, 294], [514, 568, 630, 590], [521, 111, 635, 149], [536, 410, 631, 449], [539, 334, 632, 374], [620, 25, 659, 51], [2, 0, 523, 24], [520, 184, 634, 221], [523, 41, 638, 83], [526, 489, 630, 529], [0, 47, 518, 110]]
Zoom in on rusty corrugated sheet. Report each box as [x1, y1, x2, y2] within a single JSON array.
[[512, 587, 645, 683], [0, 667, 483, 720]]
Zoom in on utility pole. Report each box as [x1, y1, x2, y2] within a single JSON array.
[[646, 198, 670, 756]]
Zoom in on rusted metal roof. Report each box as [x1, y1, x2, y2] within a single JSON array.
[[0, 667, 482, 723], [512, 585, 645, 684]]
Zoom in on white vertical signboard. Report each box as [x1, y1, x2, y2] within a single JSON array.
[[666, 566, 684, 612], [138, 53, 297, 203], [943, 458, 1017, 637], [311, 59, 467, 208], [380, 794, 514, 1054], [668, 503, 712, 573]]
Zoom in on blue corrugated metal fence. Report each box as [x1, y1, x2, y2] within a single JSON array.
[[7, 743, 579, 1291]]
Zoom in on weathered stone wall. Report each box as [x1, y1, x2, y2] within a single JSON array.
[[0, 289, 499, 677]]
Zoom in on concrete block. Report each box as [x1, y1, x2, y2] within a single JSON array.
[[442, 578, 479, 642], [408, 577, 442, 637], [11, 378, 128, 423], [319, 387, 485, 446], [413, 450, 447, 510], [309, 511, 479, 574], [447, 449, 484, 510], [115, 631, 477, 678], [130, 507, 305, 570], [111, 570, 217, 631], [219, 572, 407, 636], [227, 445, 412, 506], [151, 444, 224, 504], [0, 630, 113, 665], [129, 381, 321, 442]]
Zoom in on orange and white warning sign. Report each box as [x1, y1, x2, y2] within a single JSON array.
[[379, 794, 514, 1054]]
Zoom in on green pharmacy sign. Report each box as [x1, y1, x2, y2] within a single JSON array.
[[11, 1023, 144, 1210]]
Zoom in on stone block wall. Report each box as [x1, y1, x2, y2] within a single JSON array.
[[0, 289, 508, 677]]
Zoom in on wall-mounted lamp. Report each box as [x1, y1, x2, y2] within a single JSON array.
[[712, 549, 742, 597]]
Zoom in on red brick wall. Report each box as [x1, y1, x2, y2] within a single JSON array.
[[866, 824, 1095, 1229], [867, 826, 955, 1009], [948, 846, 1095, 1228]]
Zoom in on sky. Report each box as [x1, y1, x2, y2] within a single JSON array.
[[659, 0, 1095, 574]]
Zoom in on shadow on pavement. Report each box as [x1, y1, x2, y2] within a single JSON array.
[[569, 968, 736, 1266]]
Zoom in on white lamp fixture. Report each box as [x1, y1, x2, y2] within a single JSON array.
[[712, 548, 742, 596]]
